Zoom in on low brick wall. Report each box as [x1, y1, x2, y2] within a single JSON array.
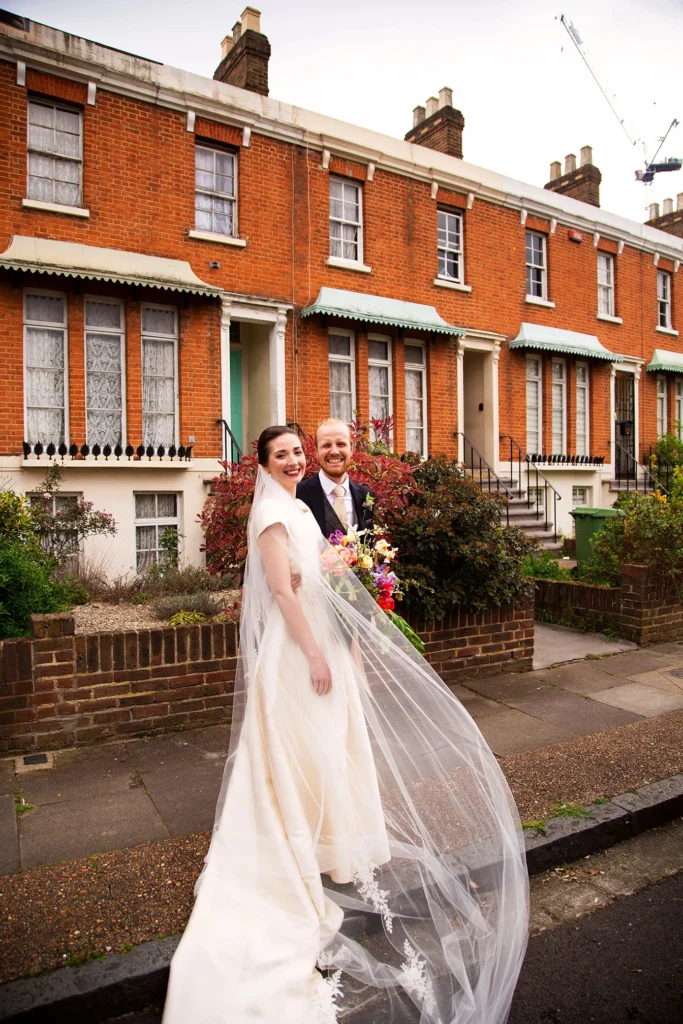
[[0, 602, 534, 754], [534, 564, 683, 646]]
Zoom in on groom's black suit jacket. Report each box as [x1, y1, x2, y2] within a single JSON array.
[[296, 474, 374, 540]]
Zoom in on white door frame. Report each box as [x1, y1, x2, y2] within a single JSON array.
[[456, 329, 504, 467]]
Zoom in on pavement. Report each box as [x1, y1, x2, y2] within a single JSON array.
[[533, 620, 637, 669], [3, 631, 683, 876]]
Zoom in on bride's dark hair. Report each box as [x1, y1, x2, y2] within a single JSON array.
[[257, 425, 299, 466]]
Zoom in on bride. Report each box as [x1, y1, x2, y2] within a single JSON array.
[[162, 425, 529, 1024]]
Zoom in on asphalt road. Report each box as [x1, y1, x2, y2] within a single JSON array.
[[108, 873, 683, 1024]]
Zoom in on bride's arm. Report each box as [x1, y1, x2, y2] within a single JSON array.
[[259, 523, 332, 696]]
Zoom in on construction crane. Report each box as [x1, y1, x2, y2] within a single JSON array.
[[559, 14, 681, 184]]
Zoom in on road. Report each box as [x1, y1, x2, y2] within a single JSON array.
[[107, 871, 682, 1024]]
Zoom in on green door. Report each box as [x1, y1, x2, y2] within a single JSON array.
[[229, 348, 244, 456]]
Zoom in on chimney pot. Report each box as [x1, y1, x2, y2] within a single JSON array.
[[677, 192, 683, 211], [425, 96, 439, 119], [649, 202, 661, 221], [663, 198, 674, 216], [565, 153, 577, 174], [438, 87, 453, 109], [221, 34, 233, 59], [241, 6, 261, 32], [580, 145, 593, 167], [550, 160, 561, 180], [232, 21, 242, 42], [412, 105, 426, 128]]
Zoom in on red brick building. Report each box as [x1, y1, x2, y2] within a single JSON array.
[[1, 7, 682, 574]]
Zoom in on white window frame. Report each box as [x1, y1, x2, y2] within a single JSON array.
[[23, 288, 69, 446], [572, 486, 592, 508], [575, 362, 590, 457], [328, 328, 356, 423], [656, 375, 668, 439], [29, 491, 81, 571], [551, 358, 567, 455], [329, 176, 363, 265], [84, 296, 126, 448], [525, 231, 547, 300], [141, 303, 179, 449], [367, 334, 393, 428], [675, 379, 683, 439], [658, 270, 672, 329], [134, 493, 180, 573], [437, 208, 464, 283], [27, 97, 83, 208], [194, 143, 238, 238], [525, 355, 542, 455], [597, 252, 615, 317], [404, 340, 428, 458]]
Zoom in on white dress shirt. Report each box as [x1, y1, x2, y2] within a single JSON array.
[[318, 469, 357, 529]]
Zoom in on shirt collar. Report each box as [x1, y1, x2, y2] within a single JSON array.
[[319, 469, 348, 495]]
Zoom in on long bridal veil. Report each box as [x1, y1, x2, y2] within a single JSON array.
[[204, 467, 528, 1024]]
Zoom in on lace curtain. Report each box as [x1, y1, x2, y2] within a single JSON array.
[[25, 326, 66, 445], [86, 333, 123, 447], [142, 336, 176, 448]]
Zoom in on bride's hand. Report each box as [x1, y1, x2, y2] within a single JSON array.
[[308, 652, 332, 696]]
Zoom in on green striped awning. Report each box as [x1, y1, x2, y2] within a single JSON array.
[[301, 287, 463, 336], [509, 322, 622, 361], [646, 349, 683, 373]]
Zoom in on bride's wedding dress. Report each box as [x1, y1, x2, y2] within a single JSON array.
[[162, 469, 528, 1024]]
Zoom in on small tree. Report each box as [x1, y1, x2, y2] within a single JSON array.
[[28, 465, 117, 568]]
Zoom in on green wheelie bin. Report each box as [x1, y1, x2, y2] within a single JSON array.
[[569, 507, 622, 565]]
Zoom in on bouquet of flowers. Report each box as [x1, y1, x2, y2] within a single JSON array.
[[325, 526, 424, 653]]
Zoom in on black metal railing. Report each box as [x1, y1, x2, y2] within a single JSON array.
[[23, 441, 193, 462], [216, 419, 243, 464], [527, 453, 605, 467], [455, 432, 515, 525], [614, 440, 669, 494], [643, 445, 675, 493], [500, 435, 562, 542]]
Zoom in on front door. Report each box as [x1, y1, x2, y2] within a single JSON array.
[[614, 371, 635, 478]]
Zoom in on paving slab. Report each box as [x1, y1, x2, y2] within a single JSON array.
[[179, 724, 230, 759], [126, 732, 224, 775], [19, 788, 169, 869], [0, 760, 14, 797], [141, 764, 224, 836], [581, 823, 683, 897], [530, 660, 623, 695], [533, 622, 636, 671], [590, 681, 683, 718], [461, 672, 557, 702], [18, 744, 136, 806], [628, 668, 683, 694], [472, 705, 576, 756], [597, 649, 680, 678], [643, 641, 683, 657], [507, 688, 643, 736], [0, 794, 19, 876]]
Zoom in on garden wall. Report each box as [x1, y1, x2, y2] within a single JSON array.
[[534, 564, 683, 646], [0, 604, 535, 754]]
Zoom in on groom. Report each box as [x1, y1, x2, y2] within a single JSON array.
[[297, 418, 374, 539]]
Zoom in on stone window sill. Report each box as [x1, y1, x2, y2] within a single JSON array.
[[22, 198, 90, 218], [188, 230, 246, 247], [597, 313, 623, 324], [656, 325, 679, 337], [326, 256, 372, 274], [525, 295, 555, 308], [433, 277, 472, 293]]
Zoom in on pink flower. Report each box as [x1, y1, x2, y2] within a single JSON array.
[[43, 492, 51, 499]]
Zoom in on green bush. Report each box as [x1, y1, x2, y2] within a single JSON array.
[[522, 551, 572, 581], [581, 469, 683, 591], [384, 455, 534, 619], [0, 541, 68, 639], [168, 610, 207, 626], [152, 591, 222, 621], [0, 491, 34, 544]]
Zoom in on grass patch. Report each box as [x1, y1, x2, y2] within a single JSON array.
[[13, 785, 35, 816], [550, 800, 590, 819], [62, 951, 106, 969], [522, 818, 546, 834], [593, 796, 609, 805]]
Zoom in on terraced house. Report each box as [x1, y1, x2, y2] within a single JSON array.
[[1, 7, 682, 576]]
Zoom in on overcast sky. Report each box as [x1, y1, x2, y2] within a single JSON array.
[[10, 0, 683, 225]]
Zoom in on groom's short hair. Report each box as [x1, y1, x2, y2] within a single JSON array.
[[315, 418, 351, 446]]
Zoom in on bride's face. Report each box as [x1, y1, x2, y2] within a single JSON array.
[[266, 433, 306, 491]]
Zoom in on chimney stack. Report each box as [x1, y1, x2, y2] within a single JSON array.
[[646, 197, 683, 238], [214, 7, 271, 96], [545, 144, 601, 207], [404, 87, 465, 160]]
